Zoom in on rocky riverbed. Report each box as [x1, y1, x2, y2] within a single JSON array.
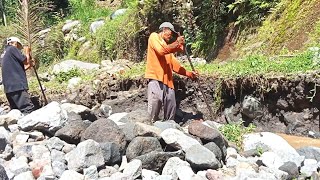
[[0, 100, 319, 180]]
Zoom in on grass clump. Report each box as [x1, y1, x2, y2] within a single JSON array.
[[219, 121, 256, 149]]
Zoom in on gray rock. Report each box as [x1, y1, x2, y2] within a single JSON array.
[[0, 144, 13, 159], [30, 144, 54, 179], [8, 157, 30, 175], [122, 122, 162, 142], [126, 137, 162, 161], [18, 102, 68, 133], [52, 60, 99, 74], [52, 161, 66, 178], [59, 170, 84, 180], [186, 144, 220, 170], [136, 151, 184, 172], [110, 9, 127, 20], [99, 104, 112, 118], [300, 159, 318, 177], [155, 175, 174, 180], [241, 95, 263, 119], [123, 159, 142, 179], [261, 151, 285, 169], [176, 166, 195, 180], [100, 142, 121, 165], [243, 132, 304, 167], [154, 120, 181, 132], [61, 103, 97, 122], [62, 20, 80, 34], [142, 169, 159, 180], [55, 120, 90, 144], [161, 128, 201, 151], [13, 143, 33, 159], [81, 119, 127, 153], [90, 20, 105, 34], [0, 127, 10, 153], [51, 149, 66, 163], [279, 161, 299, 180], [204, 142, 223, 162], [0, 109, 23, 126], [297, 146, 320, 162], [107, 113, 128, 126], [0, 164, 9, 180], [13, 171, 35, 180], [162, 157, 190, 180], [62, 143, 76, 154], [46, 137, 65, 151], [98, 166, 118, 177], [84, 165, 98, 180], [119, 109, 152, 125], [65, 139, 105, 172]]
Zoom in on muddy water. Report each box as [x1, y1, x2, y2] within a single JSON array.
[[277, 133, 320, 149]]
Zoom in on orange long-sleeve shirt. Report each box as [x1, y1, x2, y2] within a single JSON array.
[[145, 32, 189, 89]]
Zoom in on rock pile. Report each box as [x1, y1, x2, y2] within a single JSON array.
[[0, 101, 319, 180]]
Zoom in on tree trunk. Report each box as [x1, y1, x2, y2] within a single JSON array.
[[0, 0, 7, 26]]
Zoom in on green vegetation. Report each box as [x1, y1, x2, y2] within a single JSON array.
[[219, 121, 256, 149], [55, 68, 81, 83]]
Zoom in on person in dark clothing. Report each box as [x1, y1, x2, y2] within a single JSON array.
[[1, 37, 35, 114]]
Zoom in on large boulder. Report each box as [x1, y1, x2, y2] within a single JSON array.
[[126, 137, 162, 161], [160, 128, 201, 151], [52, 60, 100, 74], [0, 164, 8, 180], [243, 132, 304, 167], [61, 103, 97, 121], [55, 120, 90, 144], [297, 146, 320, 162], [81, 119, 127, 153], [18, 102, 68, 133], [100, 142, 121, 165], [162, 157, 191, 180], [65, 139, 105, 172], [185, 144, 220, 170], [122, 122, 162, 141], [0, 109, 23, 126]]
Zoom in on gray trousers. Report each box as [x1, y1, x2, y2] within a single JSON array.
[[147, 80, 176, 121]]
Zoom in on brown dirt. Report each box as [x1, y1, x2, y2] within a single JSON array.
[[278, 133, 320, 149]]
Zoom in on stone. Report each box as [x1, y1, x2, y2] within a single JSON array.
[[53, 60, 99, 74], [120, 109, 152, 125], [90, 20, 105, 33], [243, 132, 304, 167], [107, 113, 128, 126], [84, 165, 98, 180], [154, 120, 182, 132], [100, 142, 121, 165], [278, 162, 299, 179], [122, 122, 162, 142], [55, 120, 90, 144], [162, 157, 190, 180], [123, 159, 142, 179], [46, 137, 65, 151], [30, 145, 54, 179], [62, 143, 76, 154], [186, 144, 220, 170], [98, 166, 118, 177], [206, 169, 224, 180], [62, 20, 80, 34], [67, 77, 82, 90], [99, 104, 112, 118], [188, 121, 221, 142], [261, 151, 285, 169], [52, 161, 66, 178], [259, 166, 288, 180], [59, 170, 84, 180], [297, 146, 320, 162], [8, 157, 31, 175], [51, 149, 66, 163], [0, 129, 10, 153], [155, 175, 174, 180], [81, 119, 127, 153], [300, 159, 318, 177], [61, 103, 97, 121], [65, 139, 105, 172], [0, 164, 9, 180], [204, 142, 223, 162], [126, 137, 162, 161], [176, 166, 195, 180], [110, 9, 127, 20], [136, 151, 183, 172], [0, 109, 23, 126], [160, 128, 201, 151], [241, 95, 263, 119], [142, 169, 159, 180], [13, 171, 35, 180], [18, 102, 68, 133]]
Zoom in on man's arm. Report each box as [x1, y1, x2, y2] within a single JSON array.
[[171, 55, 197, 80], [149, 33, 184, 56], [23, 46, 32, 70]]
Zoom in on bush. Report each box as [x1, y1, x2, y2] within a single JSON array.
[[55, 68, 81, 83]]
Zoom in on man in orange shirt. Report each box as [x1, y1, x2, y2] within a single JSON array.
[[145, 22, 197, 122]]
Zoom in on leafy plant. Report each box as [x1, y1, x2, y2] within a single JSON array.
[[219, 121, 256, 149], [55, 68, 81, 83]]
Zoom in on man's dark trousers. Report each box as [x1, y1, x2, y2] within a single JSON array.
[[6, 90, 34, 114]]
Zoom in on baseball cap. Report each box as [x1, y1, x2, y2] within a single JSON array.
[[159, 22, 178, 34], [7, 37, 23, 46]]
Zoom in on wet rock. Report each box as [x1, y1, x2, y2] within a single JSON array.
[[185, 144, 220, 170], [61, 103, 97, 121], [52, 60, 99, 74], [18, 102, 68, 133], [279, 161, 299, 180], [84, 165, 98, 180], [136, 151, 183, 172], [161, 128, 200, 151], [59, 170, 84, 180], [204, 142, 223, 162], [62, 20, 80, 34], [243, 132, 304, 167], [90, 19, 105, 34], [162, 157, 190, 180], [65, 139, 105, 172], [123, 159, 142, 179], [122, 122, 162, 142], [126, 137, 162, 161], [0, 164, 9, 180], [55, 120, 90, 144], [52, 161, 66, 178], [81, 119, 127, 153], [154, 120, 182, 132], [100, 142, 121, 165], [142, 169, 159, 179], [300, 159, 318, 177], [297, 146, 320, 162], [14, 171, 35, 180]]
